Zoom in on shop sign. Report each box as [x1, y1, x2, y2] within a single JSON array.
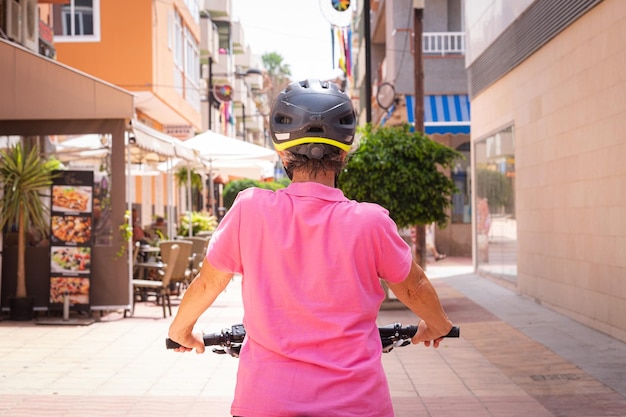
[[49, 171, 94, 312]]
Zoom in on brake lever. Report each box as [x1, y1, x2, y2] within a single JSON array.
[[212, 344, 242, 357], [382, 338, 412, 353]]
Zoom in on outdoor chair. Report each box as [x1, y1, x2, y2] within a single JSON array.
[[131, 241, 141, 278], [131, 243, 179, 318], [185, 236, 210, 277], [159, 239, 193, 293]]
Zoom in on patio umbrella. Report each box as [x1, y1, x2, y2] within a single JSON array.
[[184, 130, 277, 162], [183, 130, 278, 215]]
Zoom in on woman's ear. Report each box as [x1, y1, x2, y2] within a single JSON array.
[[277, 150, 289, 167]]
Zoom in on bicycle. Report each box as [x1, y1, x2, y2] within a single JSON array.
[[166, 323, 460, 357]]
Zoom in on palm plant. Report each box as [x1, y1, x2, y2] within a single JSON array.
[[0, 143, 59, 299], [175, 167, 203, 211]]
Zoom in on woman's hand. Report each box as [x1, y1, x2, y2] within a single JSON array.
[[168, 331, 206, 354], [411, 319, 453, 348]]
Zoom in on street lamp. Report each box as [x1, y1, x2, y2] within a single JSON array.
[[236, 68, 263, 142]]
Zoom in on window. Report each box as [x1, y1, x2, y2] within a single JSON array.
[[172, 10, 184, 96], [53, 0, 100, 42], [184, 27, 200, 111], [451, 142, 471, 224], [184, 0, 199, 24], [474, 125, 517, 282], [169, 9, 200, 110]]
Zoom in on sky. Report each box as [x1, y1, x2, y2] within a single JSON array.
[[231, 0, 344, 81]]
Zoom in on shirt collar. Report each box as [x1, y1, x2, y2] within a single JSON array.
[[282, 182, 347, 202]]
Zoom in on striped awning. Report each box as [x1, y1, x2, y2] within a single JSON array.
[[406, 94, 471, 135]]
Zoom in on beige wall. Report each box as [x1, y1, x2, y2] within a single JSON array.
[[471, 1, 626, 342]]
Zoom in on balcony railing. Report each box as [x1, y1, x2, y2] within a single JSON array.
[[423, 32, 465, 56]]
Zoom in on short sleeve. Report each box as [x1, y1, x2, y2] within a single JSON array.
[[376, 214, 412, 284], [205, 192, 247, 274]]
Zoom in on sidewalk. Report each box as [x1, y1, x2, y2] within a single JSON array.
[[1, 258, 625, 417]]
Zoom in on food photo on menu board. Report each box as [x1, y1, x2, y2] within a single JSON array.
[[51, 246, 91, 274], [50, 277, 90, 305], [52, 185, 93, 213], [51, 215, 92, 244]]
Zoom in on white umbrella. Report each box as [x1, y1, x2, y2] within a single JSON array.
[[210, 159, 276, 179], [182, 131, 278, 215], [159, 157, 274, 180], [184, 130, 277, 162]]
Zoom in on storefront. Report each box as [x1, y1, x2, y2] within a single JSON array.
[[0, 39, 134, 313]]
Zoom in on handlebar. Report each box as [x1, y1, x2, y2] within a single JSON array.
[[378, 323, 459, 352], [166, 323, 459, 356]]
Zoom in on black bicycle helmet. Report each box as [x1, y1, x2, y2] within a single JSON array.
[[270, 79, 356, 159]]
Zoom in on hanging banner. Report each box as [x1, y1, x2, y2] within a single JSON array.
[[49, 170, 94, 312]]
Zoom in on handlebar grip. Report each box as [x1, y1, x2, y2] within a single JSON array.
[[165, 338, 182, 349], [202, 333, 226, 346], [165, 332, 224, 350], [446, 326, 460, 338], [409, 325, 460, 338]]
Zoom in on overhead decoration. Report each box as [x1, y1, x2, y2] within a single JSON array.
[[213, 83, 233, 103], [332, 26, 352, 81], [320, 0, 354, 81], [332, 0, 351, 11], [320, 0, 353, 28], [219, 101, 234, 136]]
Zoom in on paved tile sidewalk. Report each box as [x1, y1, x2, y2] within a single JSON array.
[[1, 259, 625, 416]]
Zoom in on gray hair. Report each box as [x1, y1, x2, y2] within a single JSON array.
[[280, 149, 346, 180]]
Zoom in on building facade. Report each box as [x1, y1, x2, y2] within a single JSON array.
[[466, 0, 626, 342], [202, 0, 267, 147], [1, 0, 135, 311], [53, 0, 202, 135]]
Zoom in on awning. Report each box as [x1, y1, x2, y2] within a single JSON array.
[[405, 94, 471, 135], [132, 123, 176, 158], [53, 122, 200, 165], [131, 121, 199, 163], [0, 38, 134, 121]]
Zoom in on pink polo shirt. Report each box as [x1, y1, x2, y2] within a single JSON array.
[[207, 182, 412, 417]]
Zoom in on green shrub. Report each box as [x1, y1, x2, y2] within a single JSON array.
[[223, 179, 289, 209], [338, 123, 460, 228], [177, 211, 218, 236]]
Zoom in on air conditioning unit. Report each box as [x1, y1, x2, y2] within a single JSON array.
[[5, 0, 22, 42], [21, 0, 38, 51]]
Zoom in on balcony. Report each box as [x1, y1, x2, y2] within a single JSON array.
[[423, 32, 465, 56], [203, 0, 231, 19]]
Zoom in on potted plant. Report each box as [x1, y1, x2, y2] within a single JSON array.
[[0, 143, 59, 320]]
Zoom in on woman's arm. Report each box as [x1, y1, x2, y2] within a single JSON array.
[[168, 260, 234, 353], [386, 262, 453, 347]]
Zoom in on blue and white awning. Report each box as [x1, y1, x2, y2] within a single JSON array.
[[406, 94, 471, 135]]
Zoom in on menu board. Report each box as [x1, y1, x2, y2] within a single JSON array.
[[49, 171, 94, 311]]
